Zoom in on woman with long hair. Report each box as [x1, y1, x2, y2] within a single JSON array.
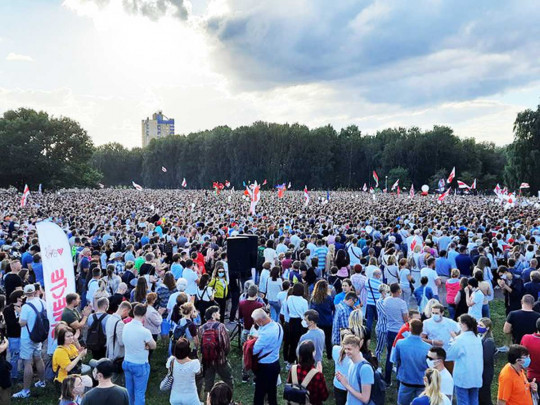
[[157, 271, 177, 338], [131, 277, 149, 304], [103, 264, 121, 296], [265, 266, 283, 322], [348, 309, 371, 355], [411, 368, 451, 405], [286, 283, 309, 365], [195, 273, 215, 316], [52, 328, 87, 390], [310, 279, 335, 359], [59, 374, 89, 405], [335, 249, 350, 280], [332, 329, 353, 405], [286, 340, 329, 405], [209, 262, 229, 322]]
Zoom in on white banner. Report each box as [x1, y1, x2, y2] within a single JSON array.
[[36, 221, 76, 342]]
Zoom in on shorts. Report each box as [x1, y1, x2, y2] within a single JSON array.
[[20, 338, 42, 360]]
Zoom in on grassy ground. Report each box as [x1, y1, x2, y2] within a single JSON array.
[[19, 301, 508, 404]]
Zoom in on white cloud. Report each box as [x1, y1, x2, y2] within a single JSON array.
[[6, 52, 34, 62]]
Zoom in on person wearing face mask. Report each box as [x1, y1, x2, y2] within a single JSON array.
[[478, 318, 496, 405], [422, 304, 460, 354], [81, 358, 129, 405], [297, 310, 326, 369], [498, 265, 524, 316], [426, 347, 454, 401], [446, 314, 483, 405], [59, 374, 93, 405], [209, 264, 229, 322], [497, 344, 538, 405]]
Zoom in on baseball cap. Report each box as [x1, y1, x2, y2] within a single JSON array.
[[23, 284, 35, 294]]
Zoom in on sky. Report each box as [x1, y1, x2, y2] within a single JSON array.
[[1, 0, 539, 148]]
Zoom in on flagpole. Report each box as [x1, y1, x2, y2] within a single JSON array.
[[385, 176, 388, 192]]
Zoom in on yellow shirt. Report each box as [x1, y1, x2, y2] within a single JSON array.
[[52, 344, 79, 382]]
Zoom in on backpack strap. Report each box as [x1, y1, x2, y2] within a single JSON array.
[[301, 368, 319, 388], [291, 365, 299, 385], [112, 319, 121, 349]]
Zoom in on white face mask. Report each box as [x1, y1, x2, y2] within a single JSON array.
[[432, 314, 442, 322], [301, 320, 309, 328], [426, 359, 438, 368]]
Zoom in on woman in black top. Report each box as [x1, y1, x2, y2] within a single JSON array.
[[478, 317, 496, 405]]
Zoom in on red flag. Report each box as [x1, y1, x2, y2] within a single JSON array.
[[132, 181, 143, 191], [182, 178, 187, 188], [362, 183, 367, 192], [438, 188, 451, 203], [446, 167, 455, 183], [262, 179, 267, 185], [225, 180, 230, 187], [391, 179, 399, 191], [304, 186, 310, 206], [471, 179, 476, 189], [457, 180, 470, 189], [520, 182, 530, 189], [409, 184, 415, 197], [397, 186, 401, 196], [411, 237, 417, 251], [20, 184, 30, 207], [372, 171, 379, 187]]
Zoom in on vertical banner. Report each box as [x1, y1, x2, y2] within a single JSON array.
[[36, 221, 76, 345]]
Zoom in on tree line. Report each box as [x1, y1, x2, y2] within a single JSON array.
[[2, 106, 540, 192]]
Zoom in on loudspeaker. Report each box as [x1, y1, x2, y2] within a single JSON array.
[[227, 235, 258, 277]]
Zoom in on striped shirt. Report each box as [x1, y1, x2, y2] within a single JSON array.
[[366, 277, 382, 306], [315, 246, 328, 270], [375, 297, 387, 333]]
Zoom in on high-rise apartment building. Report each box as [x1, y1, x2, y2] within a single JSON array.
[[141, 111, 175, 147]]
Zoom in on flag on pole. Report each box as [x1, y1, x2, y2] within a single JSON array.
[[520, 183, 530, 189], [225, 180, 230, 188], [362, 183, 367, 192], [457, 180, 470, 189], [494, 184, 502, 195], [397, 186, 401, 196], [369, 187, 374, 193], [373, 171, 379, 188], [391, 179, 399, 191], [161, 166, 167, 173], [20, 184, 30, 207], [446, 167, 455, 183], [288, 182, 292, 189], [276, 183, 286, 199], [132, 181, 143, 191], [438, 188, 451, 203], [438, 178, 445, 192], [471, 179, 477, 190], [383, 188, 387, 193], [182, 178, 187, 188], [410, 184, 415, 197], [246, 182, 261, 214], [304, 186, 310, 207], [262, 179, 267, 185]]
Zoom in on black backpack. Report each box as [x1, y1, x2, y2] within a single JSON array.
[[356, 360, 386, 405], [172, 319, 193, 345], [27, 301, 49, 343], [86, 313, 107, 352]]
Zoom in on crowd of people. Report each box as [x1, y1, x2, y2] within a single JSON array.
[[1, 188, 540, 405]]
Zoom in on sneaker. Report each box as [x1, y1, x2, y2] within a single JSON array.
[[12, 389, 31, 398], [242, 375, 250, 383], [34, 380, 46, 388]]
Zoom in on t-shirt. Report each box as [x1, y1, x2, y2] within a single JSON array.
[[62, 307, 82, 328], [20, 298, 47, 341], [4, 273, 22, 298], [33, 262, 44, 286], [139, 262, 155, 276], [52, 344, 80, 382], [420, 267, 439, 295], [440, 368, 454, 399], [170, 263, 183, 280], [411, 395, 451, 405], [521, 333, 540, 380], [507, 310, 540, 344], [422, 318, 460, 350], [497, 362, 533, 405], [468, 289, 484, 320], [81, 385, 130, 405], [122, 319, 153, 364], [383, 296, 408, 333], [238, 299, 264, 331], [347, 360, 374, 405], [298, 328, 325, 362], [183, 268, 199, 295]]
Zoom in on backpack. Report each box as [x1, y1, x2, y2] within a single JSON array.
[[26, 301, 49, 343], [86, 313, 107, 352], [356, 360, 386, 405], [283, 365, 319, 405], [201, 322, 222, 366], [172, 319, 193, 344]]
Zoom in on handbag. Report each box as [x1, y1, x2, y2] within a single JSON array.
[[283, 365, 318, 405], [159, 359, 175, 392]]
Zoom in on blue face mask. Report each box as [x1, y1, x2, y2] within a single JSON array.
[[523, 357, 531, 368], [477, 326, 487, 334]]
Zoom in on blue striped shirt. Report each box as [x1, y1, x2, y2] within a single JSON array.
[[315, 246, 328, 270], [366, 277, 382, 306]]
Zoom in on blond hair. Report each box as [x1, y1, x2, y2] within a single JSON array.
[[422, 368, 445, 405]]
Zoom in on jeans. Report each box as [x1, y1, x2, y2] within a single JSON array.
[[334, 386, 348, 405], [397, 384, 424, 405], [482, 304, 490, 318], [254, 361, 280, 405], [123, 361, 150, 405], [8, 337, 20, 379], [455, 386, 479, 405], [268, 301, 280, 322], [385, 331, 398, 384], [448, 304, 456, 320], [366, 304, 377, 333], [204, 361, 234, 392]]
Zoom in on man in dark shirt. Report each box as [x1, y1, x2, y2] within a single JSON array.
[[455, 246, 474, 277], [522, 259, 538, 283], [498, 266, 524, 315], [525, 271, 540, 300], [2, 290, 24, 381], [3, 260, 23, 298], [138, 253, 155, 276], [504, 294, 540, 344], [81, 358, 129, 405]]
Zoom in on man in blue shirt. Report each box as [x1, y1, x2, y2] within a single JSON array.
[[394, 319, 430, 405], [455, 246, 473, 277], [252, 308, 283, 405], [435, 251, 452, 278], [32, 254, 44, 286]]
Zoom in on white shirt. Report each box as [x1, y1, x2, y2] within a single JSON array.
[[420, 267, 439, 295], [423, 317, 460, 350], [122, 319, 153, 364], [440, 367, 454, 399], [286, 295, 308, 319], [183, 268, 199, 295], [468, 289, 484, 320], [263, 248, 278, 265]]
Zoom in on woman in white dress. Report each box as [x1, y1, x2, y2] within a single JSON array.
[[167, 337, 201, 405]]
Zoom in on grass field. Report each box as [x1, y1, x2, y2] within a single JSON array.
[[19, 300, 508, 404]]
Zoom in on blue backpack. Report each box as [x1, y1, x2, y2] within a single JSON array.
[[356, 360, 386, 405], [26, 301, 50, 343]]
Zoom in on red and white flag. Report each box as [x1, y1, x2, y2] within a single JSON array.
[[303, 186, 310, 206], [132, 181, 143, 191], [225, 180, 230, 188], [410, 237, 418, 251], [494, 184, 502, 195], [397, 186, 401, 196], [409, 184, 415, 197], [246, 182, 261, 214], [182, 178, 187, 188], [447, 167, 455, 183], [369, 187, 374, 193], [262, 179, 267, 185], [362, 183, 367, 192], [373, 171, 379, 188], [457, 180, 470, 189], [20, 184, 30, 207], [471, 179, 476, 189], [161, 166, 167, 173], [391, 179, 399, 191], [520, 182, 530, 189], [288, 182, 292, 189], [438, 188, 451, 203]]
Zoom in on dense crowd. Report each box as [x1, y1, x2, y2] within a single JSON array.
[[1, 188, 540, 405]]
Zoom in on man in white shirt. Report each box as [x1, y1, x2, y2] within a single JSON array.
[[420, 257, 441, 300], [422, 304, 460, 351], [347, 238, 363, 267], [427, 347, 454, 401], [122, 304, 156, 405], [182, 259, 199, 295], [105, 301, 132, 367]]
